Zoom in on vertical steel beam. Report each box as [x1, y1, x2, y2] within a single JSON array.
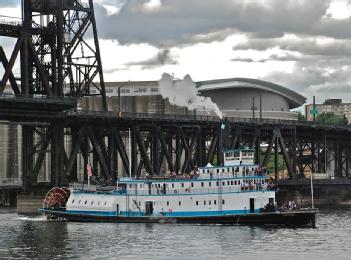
[[51, 122, 65, 186], [131, 126, 138, 177], [108, 131, 117, 182], [113, 128, 130, 177], [175, 127, 182, 172], [274, 135, 279, 182], [89, 0, 107, 110], [22, 126, 33, 191], [152, 127, 160, 175], [255, 128, 261, 165]]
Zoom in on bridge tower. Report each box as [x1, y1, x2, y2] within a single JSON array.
[[0, 0, 107, 190], [17, 0, 106, 105]]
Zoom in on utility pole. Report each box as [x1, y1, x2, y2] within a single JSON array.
[[313, 96, 316, 122]]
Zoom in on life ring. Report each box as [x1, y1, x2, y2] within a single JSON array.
[[174, 190, 178, 194]]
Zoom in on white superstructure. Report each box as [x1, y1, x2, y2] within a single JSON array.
[[65, 149, 275, 218]]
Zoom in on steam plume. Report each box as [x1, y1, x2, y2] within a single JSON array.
[[158, 73, 223, 119]]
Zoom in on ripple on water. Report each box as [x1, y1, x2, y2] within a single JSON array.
[[0, 207, 350, 260]]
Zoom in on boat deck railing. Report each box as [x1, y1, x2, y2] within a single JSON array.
[[119, 172, 268, 182], [125, 185, 274, 196]]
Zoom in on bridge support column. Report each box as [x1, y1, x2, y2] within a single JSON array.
[[51, 122, 65, 186], [22, 126, 33, 192]]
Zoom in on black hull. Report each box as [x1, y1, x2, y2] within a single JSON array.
[[40, 209, 317, 227]]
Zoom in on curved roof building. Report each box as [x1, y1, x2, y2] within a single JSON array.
[[196, 78, 306, 120]]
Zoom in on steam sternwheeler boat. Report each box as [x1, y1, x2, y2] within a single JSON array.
[[39, 149, 317, 226]]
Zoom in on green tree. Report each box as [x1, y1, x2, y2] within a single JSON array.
[[316, 112, 348, 125], [297, 111, 306, 121]]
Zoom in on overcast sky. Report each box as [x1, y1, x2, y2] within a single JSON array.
[[1, 0, 351, 104]]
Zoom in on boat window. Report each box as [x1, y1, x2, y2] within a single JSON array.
[[129, 184, 132, 188], [139, 201, 141, 206], [191, 183, 194, 187], [217, 169, 219, 173], [140, 184, 143, 188], [98, 201, 100, 205], [167, 201, 169, 206], [71, 199, 75, 204], [222, 200, 225, 205], [227, 181, 230, 185], [91, 201, 94, 205], [172, 183, 174, 188], [207, 169, 210, 173], [78, 200, 81, 204], [204, 201, 206, 205], [234, 180, 237, 185], [222, 169, 225, 173], [209, 200, 211, 205], [216, 181, 219, 186], [214, 200, 217, 205], [227, 168, 230, 172], [222, 182, 225, 186], [209, 182, 211, 187], [85, 201, 88, 205], [238, 180, 241, 185], [104, 201, 107, 206], [179, 201, 181, 206], [201, 182, 204, 187], [196, 201, 199, 205], [181, 183, 184, 188]]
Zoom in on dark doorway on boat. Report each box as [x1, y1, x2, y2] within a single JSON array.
[[116, 204, 120, 215], [145, 201, 154, 215], [250, 198, 255, 213], [163, 183, 167, 194]]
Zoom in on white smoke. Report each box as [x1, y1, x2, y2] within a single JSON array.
[[158, 73, 223, 119]]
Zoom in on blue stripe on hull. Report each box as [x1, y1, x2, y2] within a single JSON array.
[[65, 209, 261, 218]]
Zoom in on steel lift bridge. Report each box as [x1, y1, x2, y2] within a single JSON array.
[[0, 1, 351, 197], [0, 0, 107, 191]]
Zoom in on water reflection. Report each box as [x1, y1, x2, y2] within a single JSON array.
[[8, 221, 69, 259], [0, 208, 350, 260]]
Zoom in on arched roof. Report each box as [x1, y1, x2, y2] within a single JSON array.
[[196, 78, 306, 109]]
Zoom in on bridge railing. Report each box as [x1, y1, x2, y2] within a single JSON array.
[[66, 109, 351, 130]]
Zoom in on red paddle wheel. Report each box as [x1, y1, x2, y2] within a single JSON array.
[[43, 187, 71, 209]]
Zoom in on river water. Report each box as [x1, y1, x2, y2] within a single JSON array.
[[0, 207, 350, 260]]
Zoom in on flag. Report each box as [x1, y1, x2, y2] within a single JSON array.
[[86, 163, 93, 177]]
